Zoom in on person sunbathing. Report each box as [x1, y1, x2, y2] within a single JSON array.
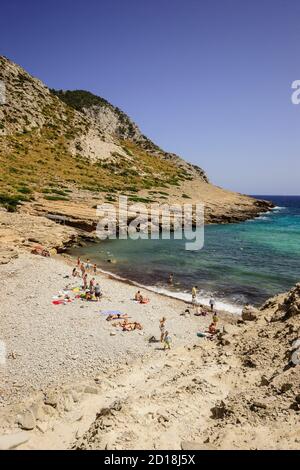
[[139, 295, 150, 304], [106, 313, 128, 321], [121, 320, 143, 331], [208, 322, 219, 335]]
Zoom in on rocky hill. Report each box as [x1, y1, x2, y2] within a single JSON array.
[[0, 55, 272, 243]]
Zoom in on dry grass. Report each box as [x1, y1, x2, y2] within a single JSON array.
[[0, 130, 189, 210]]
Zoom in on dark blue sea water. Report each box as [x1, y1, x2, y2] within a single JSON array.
[[69, 196, 300, 313]]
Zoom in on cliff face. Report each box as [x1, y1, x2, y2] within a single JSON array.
[[0, 55, 272, 236]]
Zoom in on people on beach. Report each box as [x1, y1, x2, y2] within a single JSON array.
[[86, 259, 91, 271], [213, 312, 219, 325], [163, 331, 172, 350], [83, 273, 88, 290], [168, 273, 174, 285], [95, 283, 102, 300], [160, 317, 166, 342], [77, 256, 81, 267], [208, 322, 218, 335], [135, 291, 142, 302], [192, 286, 198, 303], [80, 263, 86, 277], [183, 308, 191, 316], [89, 277, 95, 293], [121, 319, 143, 331], [195, 304, 207, 316], [93, 263, 97, 274], [209, 297, 216, 311], [72, 267, 78, 278]]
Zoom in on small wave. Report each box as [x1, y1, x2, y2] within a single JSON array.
[[146, 286, 243, 315], [272, 206, 285, 211]]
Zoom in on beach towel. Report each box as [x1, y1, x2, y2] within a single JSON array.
[[100, 310, 123, 316], [52, 299, 72, 305], [197, 332, 211, 338]]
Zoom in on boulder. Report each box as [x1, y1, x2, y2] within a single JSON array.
[[44, 392, 59, 408], [17, 410, 36, 430]]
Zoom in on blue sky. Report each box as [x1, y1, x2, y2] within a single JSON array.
[[1, 0, 299, 194]]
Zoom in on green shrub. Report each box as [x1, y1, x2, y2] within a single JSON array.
[[17, 186, 32, 194]]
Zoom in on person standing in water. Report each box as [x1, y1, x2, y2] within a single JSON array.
[[192, 286, 198, 304], [168, 273, 174, 285], [209, 297, 215, 312]]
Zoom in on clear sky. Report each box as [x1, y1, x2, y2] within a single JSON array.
[[1, 0, 299, 194]]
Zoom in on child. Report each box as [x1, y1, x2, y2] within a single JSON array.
[[163, 331, 172, 350], [213, 312, 219, 325]]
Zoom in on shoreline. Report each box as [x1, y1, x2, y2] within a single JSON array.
[[63, 253, 243, 315]]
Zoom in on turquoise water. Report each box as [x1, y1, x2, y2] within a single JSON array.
[[68, 196, 300, 311]]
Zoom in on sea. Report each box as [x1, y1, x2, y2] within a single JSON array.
[[68, 196, 300, 314]]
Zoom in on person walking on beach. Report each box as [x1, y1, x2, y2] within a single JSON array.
[[163, 331, 172, 350], [192, 286, 198, 304], [159, 317, 166, 342], [83, 273, 88, 290], [209, 297, 215, 312], [95, 283, 102, 300], [80, 263, 85, 277], [93, 263, 97, 275], [86, 259, 91, 271]]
